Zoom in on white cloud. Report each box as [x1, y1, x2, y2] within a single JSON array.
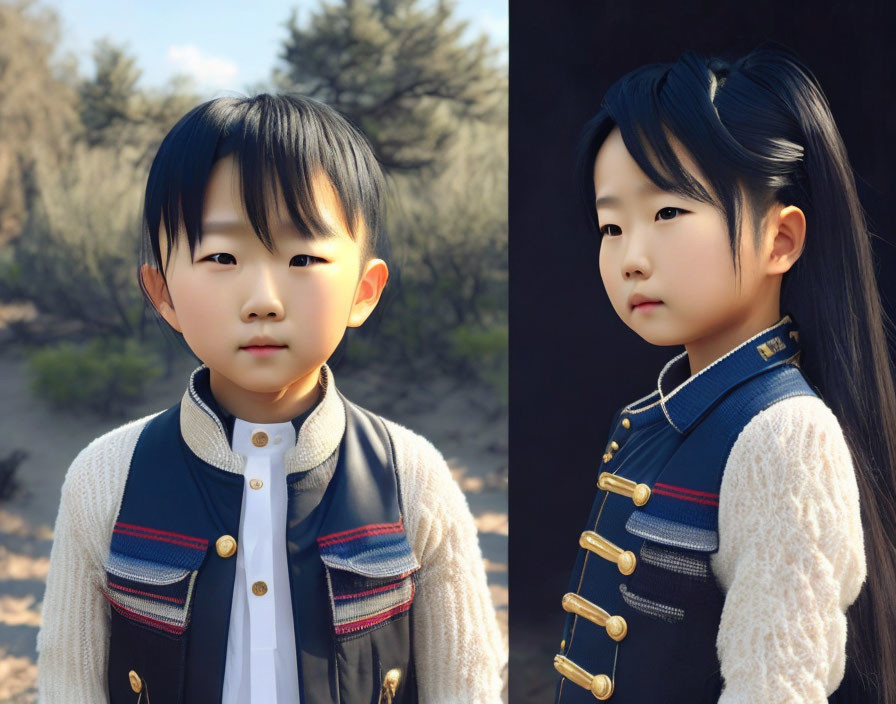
[[166, 44, 239, 88]]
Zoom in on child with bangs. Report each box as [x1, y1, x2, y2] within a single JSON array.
[[36, 94, 505, 704]]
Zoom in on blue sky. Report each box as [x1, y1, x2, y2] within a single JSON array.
[[46, 0, 507, 99]]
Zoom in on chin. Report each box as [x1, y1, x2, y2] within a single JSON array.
[[626, 321, 685, 348]]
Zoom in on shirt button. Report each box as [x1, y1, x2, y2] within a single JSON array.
[[216, 535, 237, 558], [249, 478, 263, 490], [251, 430, 269, 447], [252, 581, 268, 596]]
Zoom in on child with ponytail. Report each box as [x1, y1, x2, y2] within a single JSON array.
[[553, 44, 896, 703]]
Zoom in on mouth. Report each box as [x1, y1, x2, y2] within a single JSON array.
[[631, 300, 663, 312], [240, 344, 288, 356]]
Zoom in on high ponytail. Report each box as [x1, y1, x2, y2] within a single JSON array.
[[576, 43, 896, 701]]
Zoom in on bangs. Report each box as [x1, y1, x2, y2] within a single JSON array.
[[143, 94, 385, 269], [577, 52, 788, 268]]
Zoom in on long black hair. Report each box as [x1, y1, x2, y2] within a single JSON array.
[[576, 43, 896, 702]]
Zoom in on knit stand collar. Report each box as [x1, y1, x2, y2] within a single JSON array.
[[179, 362, 346, 476]]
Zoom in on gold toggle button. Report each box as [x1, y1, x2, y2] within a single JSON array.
[[602, 452, 613, 463], [216, 535, 237, 558], [562, 592, 628, 641], [252, 580, 268, 596], [251, 430, 268, 447], [378, 668, 401, 704], [249, 478, 263, 490], [580, 530, 636, 575], [609, 441, 619, 451], [128, 669, 142, 693], [621, 417, 631, 429], [554, 654, 614, 700], [597, 472, 651, 506]]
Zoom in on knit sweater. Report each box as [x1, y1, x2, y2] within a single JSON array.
[[711, 394, 866, 703], [35, 365, 506, 703]]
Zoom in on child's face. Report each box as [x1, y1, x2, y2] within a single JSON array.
[[143, 155, 387, 401], [593, 127, 803, 370]]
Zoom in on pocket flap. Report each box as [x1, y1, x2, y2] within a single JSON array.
[[318, 519, 420, 639], [625, 481, 720, 552], [317, 519, 420, 578], [102, 521, 209, 636]]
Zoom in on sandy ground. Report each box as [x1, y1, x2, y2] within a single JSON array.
[[0, 346, 508, 702]]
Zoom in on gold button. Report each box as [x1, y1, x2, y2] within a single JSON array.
[[560, 639, 566, 650], [249, 478, 263, 490], [252, 580, 268, 596], [606, 615, 627, 641], [381, 668, 401, 702], [603, 452, 613, 463], [216, 535, 237, 558], [609, 441, 619, 451], [251, 430, 269, 447], [128, 670, 142, 693], [621, 418, 631, 429]]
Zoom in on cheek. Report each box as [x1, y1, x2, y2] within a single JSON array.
[[663, 228, 735, 297], [598, 241, 617, 292], [291, 269, 358, 329]]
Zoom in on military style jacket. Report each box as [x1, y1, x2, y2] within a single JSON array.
[[100, 364, 418, 704], [553, 315, 845, 703]]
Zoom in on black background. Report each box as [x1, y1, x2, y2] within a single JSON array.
[[508, 2, 896, 700]]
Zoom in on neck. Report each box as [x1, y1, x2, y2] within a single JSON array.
[[684, 305, 782, 376], [208, 366, 323, 424]]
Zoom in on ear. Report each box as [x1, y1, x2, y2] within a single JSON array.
[[767, 205, 806, 275], [140, 263, 183, 333], [347, 258, 389, 328]]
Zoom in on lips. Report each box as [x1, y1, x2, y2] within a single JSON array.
[[629, 293, 662, 309], [241, 335, 287, 348]]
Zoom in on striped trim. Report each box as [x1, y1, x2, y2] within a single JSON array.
[[626, 511, 718, 552], [652, 483, 720, 507], [113, 522, 209, 551], [317, 519, 405, 548], [639, 543, 709, 579], [327, 572, 416, 637], [619, 584, 684, 623]]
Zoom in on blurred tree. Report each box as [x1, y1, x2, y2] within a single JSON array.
[[78, 38, 199, 169], [277, 0, 505, 171], [79, 39, 142, 146], [3, 141, 145, 337], [0, 0, 79, 246]]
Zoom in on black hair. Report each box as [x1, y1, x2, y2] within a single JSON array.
[[576, 43, 896, 702], [139, 93, 387, 280]]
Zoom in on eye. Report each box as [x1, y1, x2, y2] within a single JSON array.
[[656, 207, 686, 221], [599, 223, 622, 237], [290, 254, 325, 267], [201, 252, 236, 265]]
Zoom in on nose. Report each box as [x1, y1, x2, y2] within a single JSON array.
[[240, 266, 285, 322], [620, 229, 651, 280]]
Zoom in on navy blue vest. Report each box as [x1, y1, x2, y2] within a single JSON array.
[[100, 390, 419, 704], [553, 316, 848, 703]]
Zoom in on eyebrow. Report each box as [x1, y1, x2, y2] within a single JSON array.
[[595, 181, 668, 209], [202, 219, 339, 239]]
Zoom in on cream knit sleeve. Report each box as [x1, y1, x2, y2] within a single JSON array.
[[710, 395, 866, 704], [383, 418, 506, 703], [36, 414, 156, 704]]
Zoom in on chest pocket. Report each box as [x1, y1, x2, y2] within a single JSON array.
[[621, 484, 723, 624], [101, 521, 209, 703], [318, 522, 421, 704]]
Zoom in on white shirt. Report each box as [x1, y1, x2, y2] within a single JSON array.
[[222, 418, 301, 703]]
